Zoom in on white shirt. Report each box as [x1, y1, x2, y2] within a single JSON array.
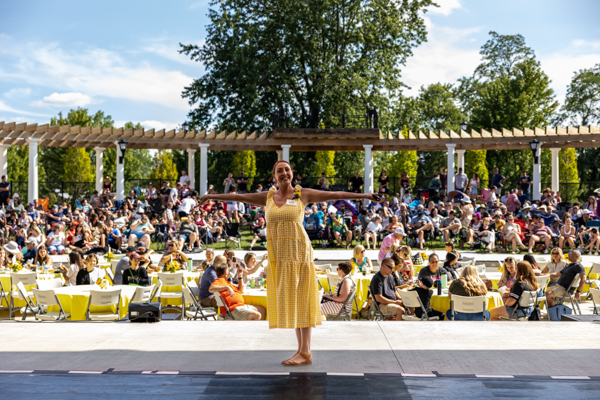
[[179, 175, 190, 186], [145, 187, 157, 199], [87, 267, 106, 283], [47, 231, 65, 247], [169, 188, 178, 202], [178, 198, 197, 214], [366, 221, 383, 233], [65, 264, 79, 286]]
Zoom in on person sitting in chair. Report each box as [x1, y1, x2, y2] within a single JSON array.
[[320, 262, 356, 316], [447, 265, 489, 321], [249, 218, 267, 250], [76, 254, 106, 285], [412, 276, 445, 320], [545, 249, 586, 308], [210, 262, 265, 320], [122, 253, 150, 286], [369, 257, 405, 321]]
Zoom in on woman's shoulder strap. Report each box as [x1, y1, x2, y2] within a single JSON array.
[[267, 186, 277, 199]]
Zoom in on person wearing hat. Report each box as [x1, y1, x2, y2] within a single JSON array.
[[378, 227, 405, 261], [22, 237, 38, 265], [516, 202, 532, 220], [4, 241, 23, 265], [439, 210, 461, 243], [538, 205, 559, 226], [122, 252, 150, 286], [135, 240, 159, 273], [407, 209, 433, 250], [7, 193, 20, 211], [249, 217, 267, 250], [0, 175, 10, 207], [412, 275, 445, 321]]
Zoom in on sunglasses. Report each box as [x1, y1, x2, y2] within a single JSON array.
[[551, 252, 560, 255]]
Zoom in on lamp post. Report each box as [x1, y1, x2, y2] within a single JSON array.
[[182, 121, 189, 176], [460, 121, 468, 132], [117, 139, 127, 164], [529, 138, 541, 201], [116, 138, 127, 201]]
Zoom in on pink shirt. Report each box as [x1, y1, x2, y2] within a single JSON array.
[[506, 193, 520, 212], [379, 234, 400, 261]]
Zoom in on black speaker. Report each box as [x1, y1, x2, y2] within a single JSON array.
[[128, 302, 162, 323]]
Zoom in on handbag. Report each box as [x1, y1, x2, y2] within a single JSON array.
[[548, 304, 572, 321], [528, 305, 541, 321]]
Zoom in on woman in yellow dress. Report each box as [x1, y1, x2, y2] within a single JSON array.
[[200, 161, 380, 365]]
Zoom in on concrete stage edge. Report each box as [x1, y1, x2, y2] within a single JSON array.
[[1, 321, 599, 377]]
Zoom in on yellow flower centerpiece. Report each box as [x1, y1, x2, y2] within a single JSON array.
[[564, 253, 569, 261], [165, 260, 181, 273], [420, 252, 428, 261], [10, 261, 23, 273], [105, 252, 115, 262], [98, 278, 110, 289]]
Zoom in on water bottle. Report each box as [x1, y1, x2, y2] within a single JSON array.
[[437, 279, 442, 296], [187, 259, 192, 272]]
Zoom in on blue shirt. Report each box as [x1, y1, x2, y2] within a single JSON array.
[[107, 228, 121, 243], [539, 213, 559, 226], [199, 265, 218, 300]]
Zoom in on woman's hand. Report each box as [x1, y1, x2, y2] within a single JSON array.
[[199, 195, 211, 206], [369, 193, 383, 203]]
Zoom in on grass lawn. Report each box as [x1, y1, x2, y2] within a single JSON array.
[[148, 225, 522, 254]]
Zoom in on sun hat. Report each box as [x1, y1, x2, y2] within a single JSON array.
[[4, 241, 20, 254], [582, 209, 591, 215], [25, 237, 37, 244], [461, 197, 471, 204], [12, 193, 19, 199], [394, 227, 405, 236]]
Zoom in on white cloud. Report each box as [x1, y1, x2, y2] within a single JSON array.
[[189, 1, 209, 10], [142, 39, 202, 66], [140, 120, 179, 131], [0, 37, 193, 112], [427, 0, 462, 16], [571, 39, 600, 51], [539, 52, 600, 104], [402, 21, 482, 95], [30, 92, 96, 108], [0, 116, 39, 124], [0, 100, 51, 117], [3, 88, 31, 99]]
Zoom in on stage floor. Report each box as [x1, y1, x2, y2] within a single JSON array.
[[1, 320, 599, 378]]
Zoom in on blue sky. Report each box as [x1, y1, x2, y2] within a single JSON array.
[[1, 0, 599, 130]]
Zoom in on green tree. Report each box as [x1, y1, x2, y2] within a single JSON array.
[[180, 0, 433, 131], [465, 150, 488, 187], [62, 147, 95, 201], [561, 63, 600, 125], [457, 32, 559, 186], [313, 151, 336, 185], [559, 148, 581, 202], [150, 150, 178, 185], [334, 152, 363, 178], [230, 150, 257, 189]]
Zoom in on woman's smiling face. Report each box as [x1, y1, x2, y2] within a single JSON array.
[[274, 162, 293, 186]]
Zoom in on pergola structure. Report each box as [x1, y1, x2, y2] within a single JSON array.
[[1, 121, 598, 202]]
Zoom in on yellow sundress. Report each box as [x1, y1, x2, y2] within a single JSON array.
[[265, 185, 321, 329]]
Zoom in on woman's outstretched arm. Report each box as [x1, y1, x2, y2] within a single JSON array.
[[200, 192, 268, 207], [302, 188, 379, 205]]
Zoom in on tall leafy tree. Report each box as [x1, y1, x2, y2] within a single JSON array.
[[231, 150, 257, 189], [150, 150, 178, 185], [455, 32, 559, 186], [62, 147, 95, 202], [561, 64, 600, 126], [313, 151, 336, 185], [180, 0, 433, 131]]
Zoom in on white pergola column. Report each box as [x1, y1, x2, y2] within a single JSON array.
[[115, 142, 124, 201], [532, 143, 542, 201], [187, 149, 196, 190], [95, 147, 104, 193], [550, 147, 560, 193], [363, 144, 373, 206], [281, 144, 291, 162], [276, 150, 283, 161], [0, 144, 8, 178], [28, 138, 40, 202], [446, 143, 456, 193], [199, 143, 210, 195], [456, 149, 465, 172]]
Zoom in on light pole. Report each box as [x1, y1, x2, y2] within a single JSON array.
[[182, 121, 189, 179], [529, 138, 541, 200], [117, 138, 127, 164], [460, 121, 468, 132], [116, 138, 127, 201]]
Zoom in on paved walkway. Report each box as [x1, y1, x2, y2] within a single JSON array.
[[1, 321, 599, 377]]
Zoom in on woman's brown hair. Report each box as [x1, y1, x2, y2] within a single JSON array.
[[516, 261, 539, 291]]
